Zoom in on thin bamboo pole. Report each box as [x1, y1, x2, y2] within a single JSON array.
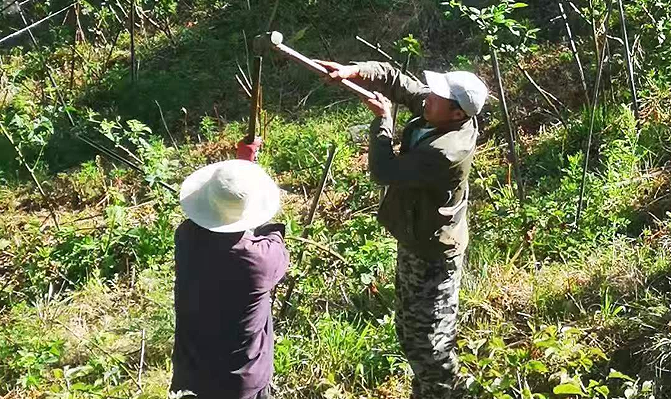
[[514, 59, 568, 131], [576, 0, 615, 225], [279, 143, 338, 319], [558, 0, 590, 106], [491, 47, 525, 203], [0, 3, 74, 45], [246, 56, 262, 144], [616, 0, 640, 121], [130, 0, 137, 84], [69, 5, 77, 92]]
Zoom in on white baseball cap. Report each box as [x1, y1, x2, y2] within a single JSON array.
[[423, 70, 488, 117], [179, 160, 281, 233]]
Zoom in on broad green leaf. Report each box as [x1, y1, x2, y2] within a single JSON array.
[[553, 383, 585, 395], [595, 385, 610, 397], [589, 347, 608, 360], [527, 360, 548, 373], [511, 2, 528, 8], [608, 369, 635, 382]]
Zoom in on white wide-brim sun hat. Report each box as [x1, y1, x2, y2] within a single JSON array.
[[179, 160, 281, 233]]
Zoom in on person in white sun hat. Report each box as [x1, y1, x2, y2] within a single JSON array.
[[317, 59, 487, 399], [170, 156, 288, 399]]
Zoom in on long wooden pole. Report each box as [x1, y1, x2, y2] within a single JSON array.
[[558, 0, 590, 106], [130, 0, 137, 84], [279, 143, 338, 319], [491, 47, 525, 203], [576, 0, 615, 225], [246, 56, 262, 144], [616, 0, 640, 121]]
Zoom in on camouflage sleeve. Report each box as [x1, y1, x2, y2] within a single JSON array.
[[353, 61, 429, 116]]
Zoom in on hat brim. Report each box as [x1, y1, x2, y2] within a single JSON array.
[[179, 161, 281, 233], [424, 70, 456, 102]]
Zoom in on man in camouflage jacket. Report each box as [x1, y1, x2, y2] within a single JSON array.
[[318, 60, 488, 399]]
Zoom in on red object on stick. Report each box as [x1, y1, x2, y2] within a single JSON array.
[[236, 138, 262, 162]]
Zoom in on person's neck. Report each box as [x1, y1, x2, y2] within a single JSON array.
[[432, 117, 470, 132]]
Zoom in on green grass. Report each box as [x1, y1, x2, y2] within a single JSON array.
[[2, 0, 671, 398]]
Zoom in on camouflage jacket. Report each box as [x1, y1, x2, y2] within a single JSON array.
[[355, 61, 477, 260]]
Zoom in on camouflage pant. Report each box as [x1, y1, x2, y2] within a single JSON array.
[[396, 243, 463, 399]]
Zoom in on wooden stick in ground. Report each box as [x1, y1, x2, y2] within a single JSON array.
[[616, 0, 640, 121], [130, 0, 137, 84], [514, 59, 568, 131], [279, 142, 338, 319], [155, 100, 178, 149], [576, 0, 615, 226], [588, 0, 601, 82], [69, 4, 77, 93], [558, 0, 590, 106], [284, 236, 347, 264], [137, 328, 146, 389], [491, 47, 525, 203], [1, 125, 60, 230], [246, 56, 262, 144]]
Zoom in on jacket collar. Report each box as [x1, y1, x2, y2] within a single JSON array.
[[432, 117, 473, 134]]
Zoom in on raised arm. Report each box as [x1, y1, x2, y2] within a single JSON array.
[[363, 92, 449, 187], [316, 60, 429, 116]]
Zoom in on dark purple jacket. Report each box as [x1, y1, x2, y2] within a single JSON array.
[[170, 220, 289, 399]]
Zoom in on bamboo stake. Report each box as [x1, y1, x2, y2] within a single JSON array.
[[616, 0, 640, 121], [576, 0, 615, 225], [1, 125, 60, 230], [514, 59, 569, 131], [0, 3, 74, 45], [137, 328, 146, 389], [279, 143, 338, 319], [236, 60, 253, 92], [588, 0, 601, 79], [155, 100, 178, 149], [491, 47, 525, 203], [246, 56, 262, 144], [284, 236, 347, 264], [607, 38, 616, 103], [130, 0, 137, 84], [98, 28, 121, 81], [558, 0, 590, 106], [0, 0, 19, 14], [355, 35, 421, 81], [69, 4, 78, 93]]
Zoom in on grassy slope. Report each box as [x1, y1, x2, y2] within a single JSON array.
[[1, 0, 671, 398]]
